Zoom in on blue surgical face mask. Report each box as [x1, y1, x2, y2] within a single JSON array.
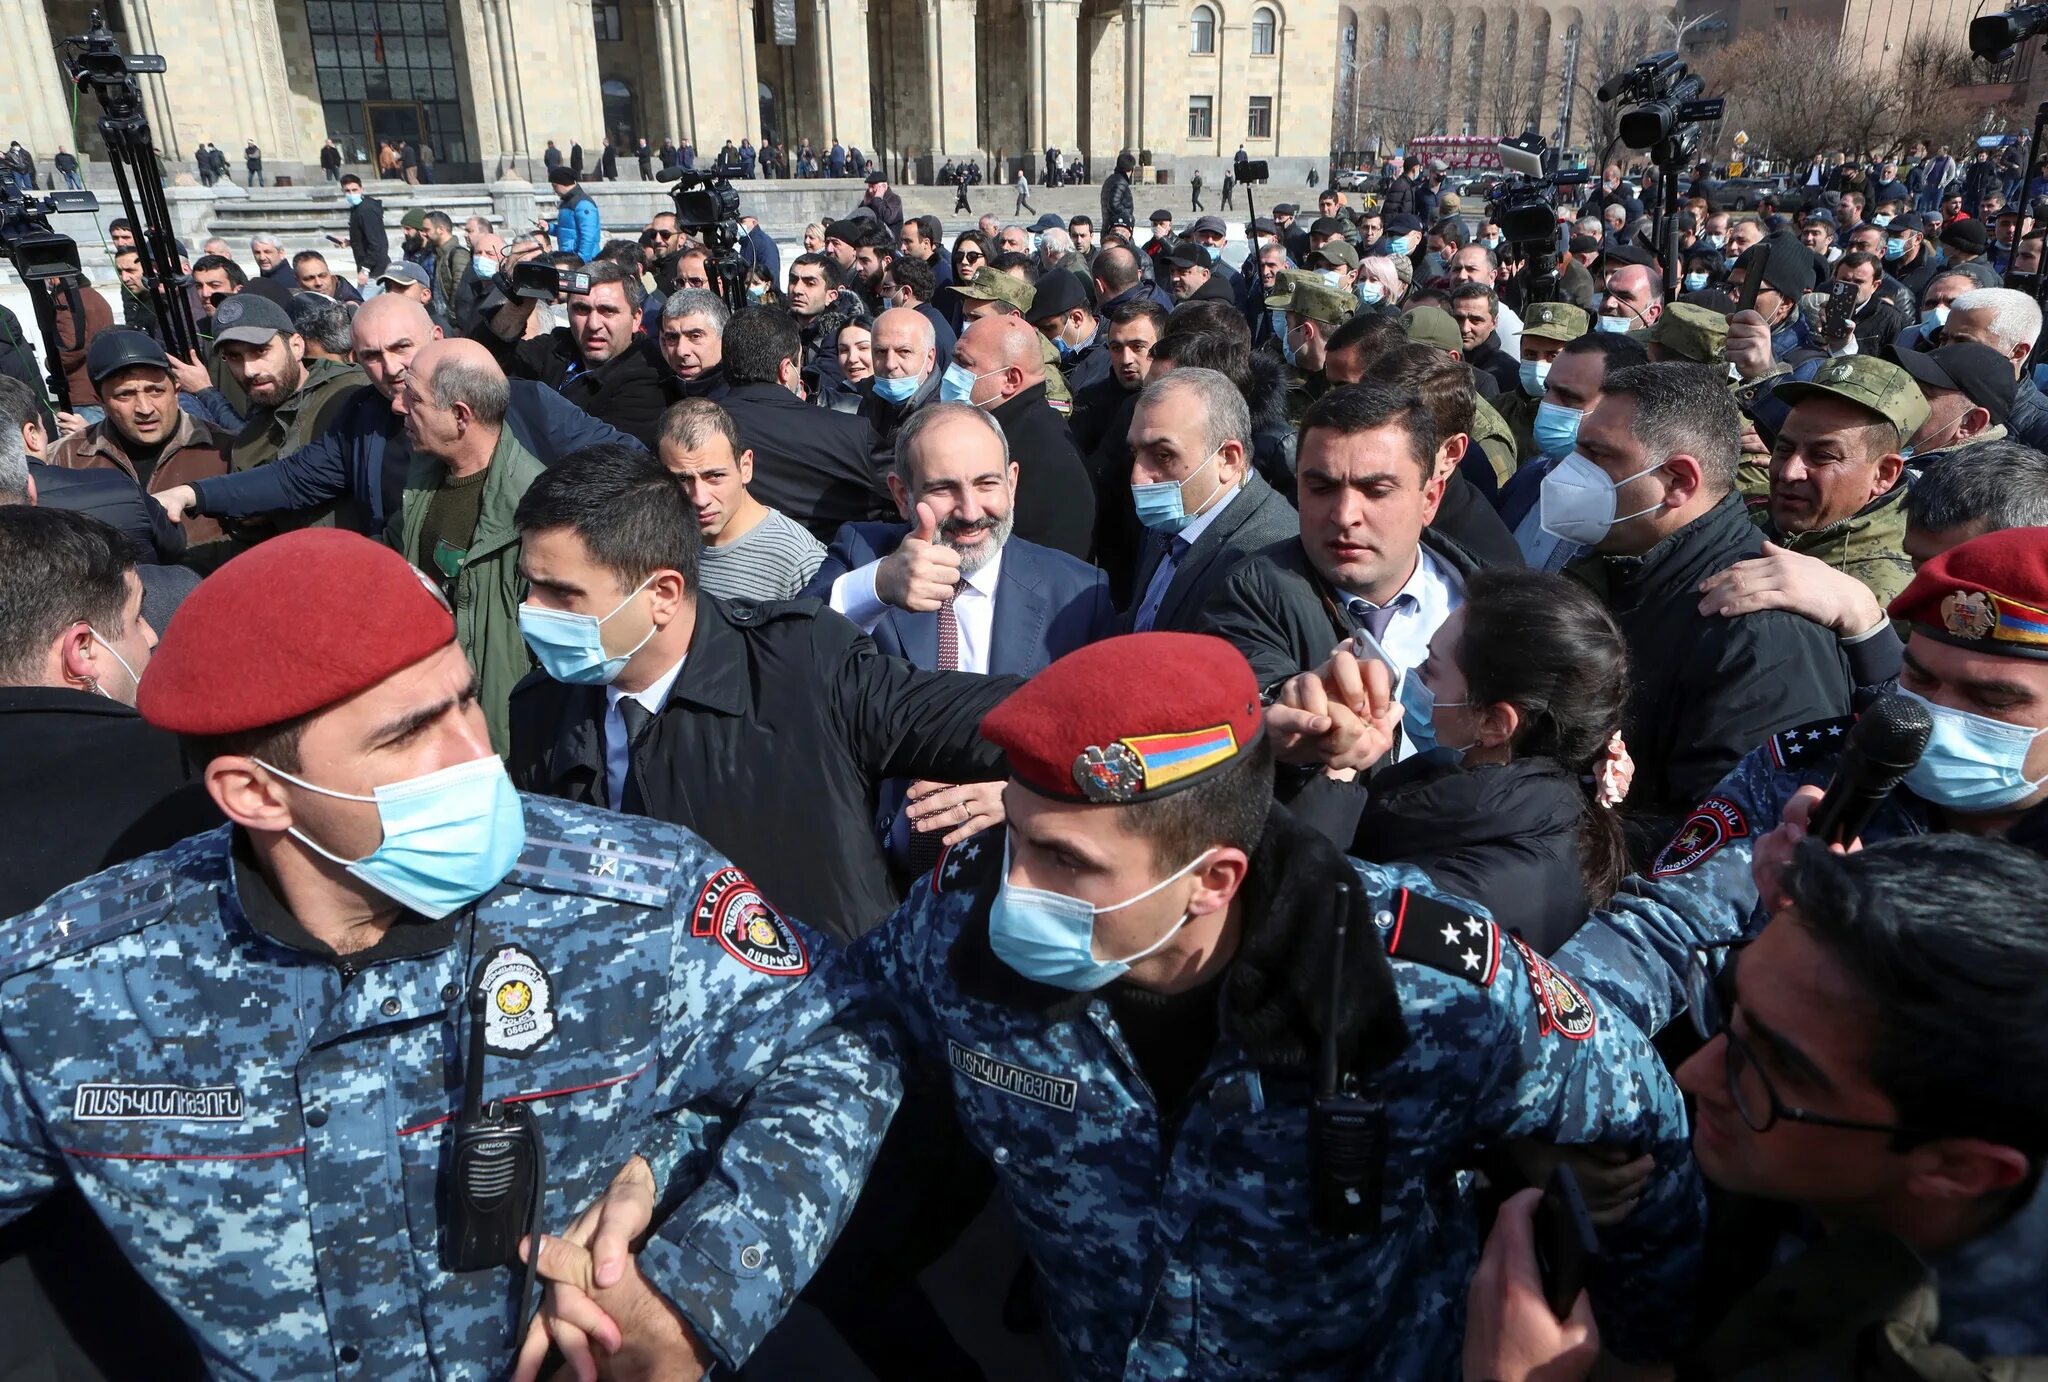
[[1205, 244, 1221, 263], [1595, 313, 1632, 334], [345, 191, 363, 207], [871, 371, 921, 403], [1482, 235, 1503, 250], [1898, 687, 2048, 811], [1356, 279, 1383, 306], [1684, 271, 1709, 293], [988, 839, 1217, 990], [1886, 236, 1908, 261], [257, 755, 526, 919], [1281, 319, 1304, 365], [1698, 234, 1724, 253], [1133, 446, 1223, 533], [940, 361, 999, 404], [1398, 672, 1474, 760], [1873, 213, 1893, 228], [1518, 358, 1551, 399], [1532, 399, 1585, 458], [1922, 303, 1950, 332], [1316, 269, 1344, 291], [518, 576, 657, 685]]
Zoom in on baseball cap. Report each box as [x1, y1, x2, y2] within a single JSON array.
[[209, 292, 295, 347], [1646, 301, 1728, 364], [1521, 301, 1591, 343], [1030, 212, 1066, 233], [376, 262, 430, 290], [1249, 216, 1278, 235], [1162, 242, 1213, 271], [1027, 269, 1092, 322], [1307, 240, 1360, 269], [1403, 305, 1463, 353], [1774, 356, 1933, 438], [85, 328, 172, 384], [1385, 213, 1424, 236], [1890, 212, 1928, 234], [1264, 270, 1355, 327], [1569, 234, 1601, 256], [1893, 342, 2016, 426], [953, 265, 1035, 313]]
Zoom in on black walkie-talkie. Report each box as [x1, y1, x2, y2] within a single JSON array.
[[1310, 882, 1387, 1237], [443, 989, 543, 1274]]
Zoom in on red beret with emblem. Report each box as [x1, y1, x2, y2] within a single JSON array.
[[1888, 527, 2048, 661], [982, 633, 1263, 803], [138, 529, 457, 734]]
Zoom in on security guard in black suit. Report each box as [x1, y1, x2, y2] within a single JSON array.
[[506, 444, 1016, 942]]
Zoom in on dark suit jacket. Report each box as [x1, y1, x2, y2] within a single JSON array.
[[802, 523, 1118, 675], [720, 381, 894, 540], [472, 325, 676, 449], [986, 383, 1096, 559], [1124, 470, 1300, 634]]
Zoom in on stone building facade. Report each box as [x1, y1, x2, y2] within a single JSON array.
[[5, 0, 1338, 185]]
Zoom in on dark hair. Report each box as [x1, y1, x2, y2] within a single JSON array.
[[913, 214, 943, 248], [1599, 362, 1742, 493], [424, 210, 454, 234], [514, 443, 701, 593], [1905, 439, 2048, 532], [721, 306, 802, 386], [1559, 332, 1650, 371], [339, 174, 362, 189], [1365, 342, 1475, 440], [1455, 569, 1631, 904], [1324, 311, 1409, 367], [1121, 736, 1274, 869], [1836, 249, 1882, 280], [599, 238, 644, 272], [1429, 216, 1469, 248], [0, 507, 135, 685], [581, 258, 646, 312], [1782, 833, 2048, 1157], [1105, 297, 1169, 333], [951, 229, 993, 263], [1403, 288, 1452, 312], [789, 251, 842, 289], [292, 249, 329, 271], [1151, 330, 1252, 393], [1299, 380, 1440, 480], [1069, 215, 1093, 232], [191, 254, 247, 288], [1164, 298, 1252, 344], [108, 217, 133, 236], [1094, 244, 1144, 293], [989, 251, 1034, 276], [889, 253, 935, 302], [1446, 282, 1499, 316]]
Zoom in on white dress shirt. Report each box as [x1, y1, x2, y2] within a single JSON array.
[[603, 654, 685, 811], [1344, 547, 1462, 760], [831, 543, 1005, 672]]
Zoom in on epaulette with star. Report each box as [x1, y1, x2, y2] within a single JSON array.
[[1380, 888, 1501, 987], [1766, 714, 1856, 771], [931, 829, 1000, 897]]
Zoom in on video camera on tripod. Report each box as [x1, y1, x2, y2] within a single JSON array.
[[0, 182, 102, 413], [1597, 51, 1724, 301], [1486, 133, 1591, 304], [656, 165, 749, 313]]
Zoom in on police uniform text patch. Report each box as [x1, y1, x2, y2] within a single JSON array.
[[1381, 889, 1501, 985], [477, 945, 558, 1056], [948, 1040, 1079, 1112], [73, 1083, 245, 1122], [693, 867, 809, 977], [1651, 797, 1750, 877], [1509, 936, 1597, 1041]]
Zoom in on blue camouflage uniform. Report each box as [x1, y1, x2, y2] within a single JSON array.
[[0, 796, 899, 1379], [849, 816, 1705, 1380], [1556, 713, 1936, 1037]]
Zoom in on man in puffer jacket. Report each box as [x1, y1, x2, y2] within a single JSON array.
[[546, 165, 604, 262]]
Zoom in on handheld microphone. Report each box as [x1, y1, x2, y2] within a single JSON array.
[[1807, 695, 1934, 846]]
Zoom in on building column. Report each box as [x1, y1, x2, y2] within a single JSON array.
[[1121, 0, 1140, 156], [1026, 0, 1044, 160], [1039, 0, 1080, 160], [737, 0, 763, 145], [926, 0, 978, 160], [0, 4, 69, 161], [811, 0, 872, 152], [494, 0, 531, 157]]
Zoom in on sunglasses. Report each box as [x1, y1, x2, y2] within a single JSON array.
[[1685, 945, 1934, 1141]]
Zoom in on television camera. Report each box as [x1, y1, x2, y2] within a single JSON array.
[[1486, 133, 1591, 304], [656, 165, 749, 313], [1596, 51, 1724, 301]]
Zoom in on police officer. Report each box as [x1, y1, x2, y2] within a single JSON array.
[[854, 634, 1703, 1376], [0, 529, 898, 1378], [1560, 526, 2048, 1042]]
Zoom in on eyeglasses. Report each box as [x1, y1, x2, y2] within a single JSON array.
[[1685, 945, 1933, 1141]]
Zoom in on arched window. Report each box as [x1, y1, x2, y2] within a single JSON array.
[[1190, 4, 1216, 53], [1252, 7, 1276, 53]]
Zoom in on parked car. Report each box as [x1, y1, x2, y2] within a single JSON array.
[[1698, 174, 1792, 210]]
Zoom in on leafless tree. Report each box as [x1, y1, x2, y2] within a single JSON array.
[[1573, 11, 1661, 164], [1354, 14, 1458, 149]]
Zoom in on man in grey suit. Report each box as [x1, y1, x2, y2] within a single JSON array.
[[1123, 368, 1300, 633]]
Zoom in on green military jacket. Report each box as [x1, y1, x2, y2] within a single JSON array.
[[1751, 482, 1916, 607], [1471, 394, 1518, 488], [213, 356, 369, 562], [388, 427, 546, 756]]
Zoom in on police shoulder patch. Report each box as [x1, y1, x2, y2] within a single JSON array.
[[1766, 715, 1855, 771], [1508, 935, 1597, 1041], [931, 829, 999, 897], [1651, 796, 1751, 877], [692, 867, 809, 977], [1381, 888, 1501, 986]]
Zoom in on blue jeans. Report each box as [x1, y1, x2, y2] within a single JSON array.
[[61, 171, 82, 190]]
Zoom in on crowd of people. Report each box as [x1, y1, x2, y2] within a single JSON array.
[[2, 125, 2048, 1382]]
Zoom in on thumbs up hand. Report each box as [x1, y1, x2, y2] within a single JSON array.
[[876, 501, 964, 612]]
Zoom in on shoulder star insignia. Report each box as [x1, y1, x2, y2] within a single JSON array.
[[55, 916, 71, 937], [1461, 949, 1481, 970], [1465, 918, 1486, 935], [1441, 923, 1462, 945], [944, 857, 962, 879], [962, 842, 982, 860]]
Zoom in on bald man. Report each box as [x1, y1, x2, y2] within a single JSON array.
[[381, 338, 541, 749], [155, 294, 635, 537], [862, 305, 940, 448], [950, 315, 1095, 557]]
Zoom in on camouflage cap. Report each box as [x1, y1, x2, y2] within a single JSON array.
[[1521, 300, 1590, 343], [1307, 240, 1360, 270], [1647, 301, 1728, 364], [954, 265, 1035, 314], [1772, 355, 1931, 440], [1403, 305, 1463, 353], [1265, 270, 1356, 327]]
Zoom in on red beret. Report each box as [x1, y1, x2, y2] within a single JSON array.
[[983, 633, 1263, 803], [1889, 527, 2048, 661], [139, 529, 456, 734]]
